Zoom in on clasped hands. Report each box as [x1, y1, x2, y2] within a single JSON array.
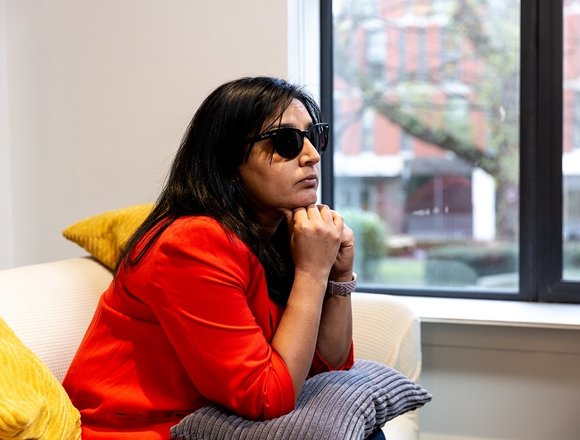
[[283, 204, 354, 285]]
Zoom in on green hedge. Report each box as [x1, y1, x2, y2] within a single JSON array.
[[341, 208, 388, 280], [426, 243, 517, 278], [426, 241, 580, 280]]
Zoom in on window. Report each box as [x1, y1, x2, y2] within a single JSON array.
[[320, 0, 580, 303], [564, 1, 580, 283]]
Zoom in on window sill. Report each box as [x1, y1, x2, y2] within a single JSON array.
[[392, 295, 580, 330]]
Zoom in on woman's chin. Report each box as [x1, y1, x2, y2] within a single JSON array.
[[290, 199, 319, 209], [301, 191, 319, 206]]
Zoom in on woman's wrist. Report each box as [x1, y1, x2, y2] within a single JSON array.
[[329, 270, 354, 283], [290, 269, 329, 304]]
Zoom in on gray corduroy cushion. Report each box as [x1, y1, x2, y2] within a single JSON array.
[[170, 360, 432, 440]]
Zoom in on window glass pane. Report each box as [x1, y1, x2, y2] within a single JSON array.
[[563, 0, 580, 281], [333, 0, 520, 290]]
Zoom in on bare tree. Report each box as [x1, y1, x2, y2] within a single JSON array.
[[334, 0, 519, 239]]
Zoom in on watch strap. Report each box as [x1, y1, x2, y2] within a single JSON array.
[[326, 273, 358, 297]]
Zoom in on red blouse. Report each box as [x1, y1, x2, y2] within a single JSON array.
[[63, 216, 354, 439]]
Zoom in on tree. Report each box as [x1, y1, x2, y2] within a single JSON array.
[[333, 0, 520, 239]]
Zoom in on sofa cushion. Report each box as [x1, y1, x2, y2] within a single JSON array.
[[63, 204, 153, 270], [170, 359, 431, 440], [0, 317, 81, 440]]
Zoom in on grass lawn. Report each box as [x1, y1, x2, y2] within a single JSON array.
[[372, 257, 426, 286]]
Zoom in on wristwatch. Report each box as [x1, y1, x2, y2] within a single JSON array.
[[326, 273, 358, 297]]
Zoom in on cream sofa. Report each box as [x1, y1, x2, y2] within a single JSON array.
[[0, 257, 423, 439]]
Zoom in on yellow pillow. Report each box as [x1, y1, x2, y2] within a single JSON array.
[[63, 204, 154, 270], [0, 317, 81, 440]]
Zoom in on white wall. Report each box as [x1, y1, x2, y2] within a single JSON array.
[[419, 322, 580, 440], [0, 0, 12, 268], [1, 0, 289, 268]]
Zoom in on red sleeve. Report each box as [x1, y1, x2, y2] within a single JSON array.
[[142, 218, 295, 420], [309, 343, 355, 377]]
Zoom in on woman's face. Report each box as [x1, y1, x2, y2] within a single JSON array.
[[239, 98, 321, 231]]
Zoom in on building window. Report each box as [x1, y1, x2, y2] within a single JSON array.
[[321, 0, 580, 302]]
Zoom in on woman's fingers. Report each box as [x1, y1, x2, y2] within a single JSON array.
[[331, 210, 345, 237], [292, 204, 334, 224], [329, 210, 355, 280], [286, 205, 342, 276]]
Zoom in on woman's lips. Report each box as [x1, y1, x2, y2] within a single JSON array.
[[298, 175, 318, 187]]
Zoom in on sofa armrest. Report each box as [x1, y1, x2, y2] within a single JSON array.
[[351, 292, 422, 380], [0, 257, 113, 382], [351, 292, 423, 440]]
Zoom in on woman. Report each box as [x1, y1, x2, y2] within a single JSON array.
[[63, 76, 363, 439]]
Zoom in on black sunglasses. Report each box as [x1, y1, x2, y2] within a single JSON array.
[[246, 123, 329, 159]]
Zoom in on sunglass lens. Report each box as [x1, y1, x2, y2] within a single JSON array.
[[273, 129, 302, 159], [318, 125, 328, 152], [307, 125, 328, 153]]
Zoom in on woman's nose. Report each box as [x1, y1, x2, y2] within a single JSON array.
[[299, 137, 321, 166]]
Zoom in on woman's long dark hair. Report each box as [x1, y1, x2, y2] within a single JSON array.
[[116, 76, 323, 305]]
